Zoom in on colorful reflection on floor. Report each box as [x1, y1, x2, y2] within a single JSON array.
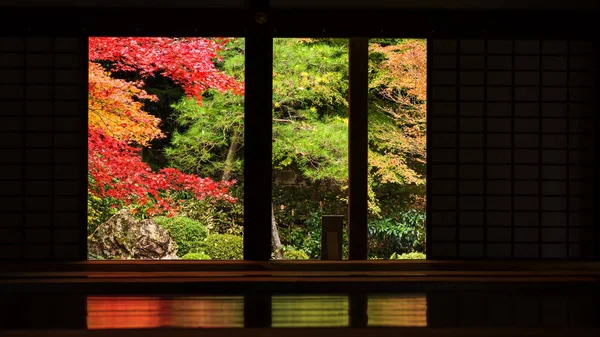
[[86, 296, 244, 329], [368, 294, 427, 327], [85, 294, 427, 329], [3, 289, 599, 331], [271, 295, 350, 327]]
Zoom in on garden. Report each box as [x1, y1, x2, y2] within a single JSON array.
[[87, 37, 426, 260]]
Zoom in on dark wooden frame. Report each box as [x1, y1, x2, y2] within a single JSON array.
[[0, 5, 596, 264]]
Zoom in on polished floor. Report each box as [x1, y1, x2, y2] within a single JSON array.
[[1, 261, 599, 336], [1, 290, 599, 336]]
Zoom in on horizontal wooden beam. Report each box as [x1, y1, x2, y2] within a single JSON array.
[[0, 8, 596, 38]]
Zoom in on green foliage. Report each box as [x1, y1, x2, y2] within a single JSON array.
[[278, 209, 349, 260], [368, 38, 412, 47], [181, 252, 212, 260], [166, 92, 243, 179], [203, 234, 244, 260], [273, 38, 348, 120], [390, 252, 426, 260], [212, 37, 245, 80], [272, 38, 349, 182], [269, 38, 352, 260], [90, 38, 428, 261], [174, 184, 243, 236], [152, 216, 209, 256], [296, 211, 324, 259], [368, 209, 426, 259], [162, 39, 244, 238], [165, 38, 354, 247], [165, 39, 244, 180], [368, 112, 424, 184], [87, 192, 119, 236], [283, 248, 310, 260], [273, 118, 348, 182]]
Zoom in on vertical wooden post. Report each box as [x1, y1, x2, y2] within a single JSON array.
[[244, 1, 273, 260], [592, 38, 599, 260], [81, 35, 90, 260], [348, 38, 369, 260]]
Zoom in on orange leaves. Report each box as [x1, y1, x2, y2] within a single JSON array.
[[88, 62, 164, 146], [369, 39, 427, 148], [370, 40, 427, 110], [368, 40, 427, 194]]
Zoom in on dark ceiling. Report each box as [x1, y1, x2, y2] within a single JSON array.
[[0, 0, 597, 9]]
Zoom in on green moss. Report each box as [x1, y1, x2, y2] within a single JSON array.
[[283, 248, 309, 260], [389, 252, 426, 260], [203, 234, 243, 260], [153, 216, 208, 256], [181, 252, 211, 260]]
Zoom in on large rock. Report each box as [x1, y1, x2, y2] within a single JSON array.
[[88, 209, 179, 260]]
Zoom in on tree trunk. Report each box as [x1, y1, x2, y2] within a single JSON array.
[[221, 130, 240, 181], [271, 203, 283, 259]]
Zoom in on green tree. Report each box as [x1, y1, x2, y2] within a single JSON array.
[[166, 38, 245, 181], [163, 39, 245, 237], [163, 38, 428, 258]]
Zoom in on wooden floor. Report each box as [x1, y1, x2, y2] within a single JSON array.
[[2, 260, 599, 291], [1, 261, 599, 336]]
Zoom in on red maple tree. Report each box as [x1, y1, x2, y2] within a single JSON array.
[[88, 127, 235, 217], [88, 37, 242, 217], [88, 37, 244, 100]]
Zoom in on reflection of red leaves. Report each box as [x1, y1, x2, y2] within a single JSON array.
[[88, 127, 235, 216], [89, 37, 244, 100]]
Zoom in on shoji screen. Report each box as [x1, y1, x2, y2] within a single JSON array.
[[428, 39, 595, 258], [0, 37, 86, 260]]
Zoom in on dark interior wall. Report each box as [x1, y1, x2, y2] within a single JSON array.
[[0, 6, 596, 261], [428, 39, 596, 258], [0, 37, 86, 260]]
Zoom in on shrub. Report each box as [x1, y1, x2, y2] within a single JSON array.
[[176, 186, 244, 236], [181, 252, 211, 260], [284, 248, 309, 260], [153, 216, 209, 256], [280, 210, 349, 260], [203, 234, 243, 260], [389, 252, 426, 260], [368, 209, 426, 258]]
